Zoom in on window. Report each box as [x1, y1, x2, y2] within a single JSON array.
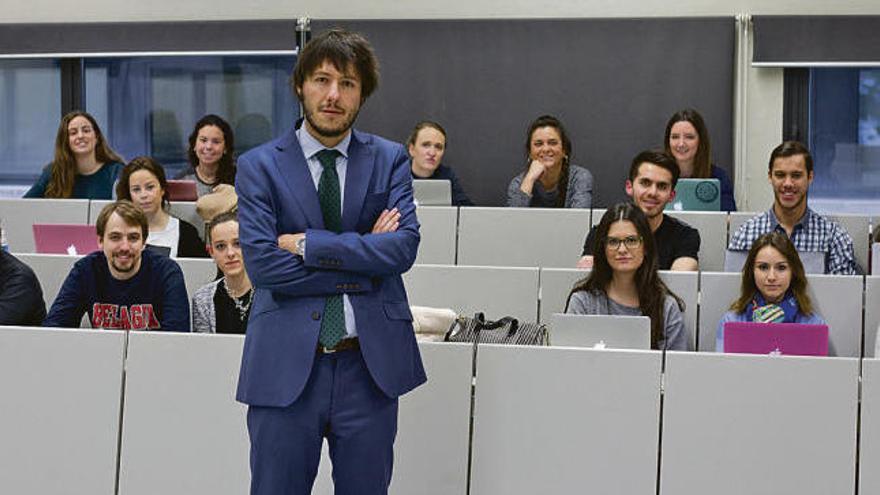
[[85, 55, 298, 178], [0, 59, 61, 196], [796, 68, 880, 214]]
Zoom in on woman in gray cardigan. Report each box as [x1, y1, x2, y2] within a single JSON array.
[[507, 115, 593, 208], [191, 211, 252, 334]]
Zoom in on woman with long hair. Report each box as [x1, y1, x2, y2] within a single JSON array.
[[191, 211, 252, 334], [116, 156, 207, 258], [177, 114, 236, 197], [507, 115, 592, 208], [565, 202, 686, 350], [24, 111, 124, 199], [664, 108, 736, 210], [716, 232, 825, 351]]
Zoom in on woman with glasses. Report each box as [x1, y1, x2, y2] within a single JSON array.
[[565, 202, 687, 350]]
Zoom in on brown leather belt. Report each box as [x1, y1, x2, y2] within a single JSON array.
[[317, 337, 360, 354]]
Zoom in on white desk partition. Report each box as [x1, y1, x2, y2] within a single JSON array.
[[0, 198, 91, 253], [175, 257, 219, 301], [661, 352, 858, 495], [457, 207, 592, 268], [0, 326, 125, 495], [538, 268, 698, 350], [808, 274, 864, 357], [415, 206, 458, 265], [666, 211, 729, 271], [392, 342, 472, 495], [470, 345, 662, 495], [118, 332, 251, 495], [859, 359, 880, 495], [865, 276, 880, 358], [827, 213, 871, 274], [697, 272, 740, 351], [404, 264, 540, 322], [17, 253, 82, 309]]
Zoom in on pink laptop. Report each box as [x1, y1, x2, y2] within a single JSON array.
[[166, 180, 198, 201], [32, 224, 99, 255], [723, 321, 829, 356]]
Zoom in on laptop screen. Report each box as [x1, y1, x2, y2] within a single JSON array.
[[723, 321, 829, 356]]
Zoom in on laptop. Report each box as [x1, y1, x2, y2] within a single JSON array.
[[723, 321, 829, 356], [724, 249, 826, 274], [549, 313, 651, 350], [33, 223, 99, 255], [666, 178, 721, 212], [166, 180, 198, 202], [413, 179, 452, 206]]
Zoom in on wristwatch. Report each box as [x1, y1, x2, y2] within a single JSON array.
[[295, 236, 306, 257]]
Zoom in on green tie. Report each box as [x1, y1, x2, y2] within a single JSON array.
[[316, 149, 346, 348]]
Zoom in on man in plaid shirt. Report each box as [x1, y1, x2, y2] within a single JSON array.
[[728, 141, 860, 275]]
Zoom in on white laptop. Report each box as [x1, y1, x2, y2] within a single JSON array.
[[549, 313, 651, 350], [724, 249, 826, 274], [413, 179, 452, 206]]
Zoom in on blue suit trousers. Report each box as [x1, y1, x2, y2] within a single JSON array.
[[247, 348, 398, 495]]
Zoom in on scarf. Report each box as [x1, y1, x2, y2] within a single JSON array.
[[745, 291, 800, 323]]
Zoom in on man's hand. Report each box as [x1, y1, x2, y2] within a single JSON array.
[[371, 208, 400, 234], [278, 233, 305, 254]]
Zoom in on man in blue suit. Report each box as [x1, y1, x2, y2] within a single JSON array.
[[235, 28, 426, 495]]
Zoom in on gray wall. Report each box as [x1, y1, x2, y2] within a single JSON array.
[[317, 18, 735, 206]]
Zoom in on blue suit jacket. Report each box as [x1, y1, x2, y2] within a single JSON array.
[[235, 125, 426, 407]]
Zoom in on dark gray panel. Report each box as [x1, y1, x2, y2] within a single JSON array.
[[754, 16, 880, 65], [314, 18, 735, 206], [0, 20, 299, 54]]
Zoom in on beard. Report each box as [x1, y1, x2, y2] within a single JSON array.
[[303, 105, 360, 140]]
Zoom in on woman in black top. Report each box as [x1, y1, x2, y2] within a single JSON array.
[[191, 211, 252, 334]]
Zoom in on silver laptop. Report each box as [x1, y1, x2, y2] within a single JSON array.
[[413, 179, 452, 206], [549, 313, 651, 350], [724, 249, 826, 274]]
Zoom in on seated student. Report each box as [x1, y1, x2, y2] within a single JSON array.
[[191, 212, 251, 334], [717, 231, 825, 352], [0, 247, 46, 326], [116, 156, 207, 258], [507, 115, 593, 208], [24, 111, 124, 199], [176, 114, 236, 198], [43, 200, 190, 331], [578, 150, 700, 271], [564, 202, 687, 351], [664, 108, 737, 211], [407, 120, 474, 206], [729, 141, 859, 275]]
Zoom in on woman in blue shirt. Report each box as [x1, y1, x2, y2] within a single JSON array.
[[717, 232, 826, 351], [664, 108, 737, 211], [24, 111, 124, 199]]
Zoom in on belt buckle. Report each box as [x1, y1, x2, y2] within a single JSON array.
[[319, 344, 337, 354]]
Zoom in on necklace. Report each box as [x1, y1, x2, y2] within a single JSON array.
[[225, 279, 253, 320]]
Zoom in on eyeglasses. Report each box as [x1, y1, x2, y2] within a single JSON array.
[[605, 235, 643, 250]]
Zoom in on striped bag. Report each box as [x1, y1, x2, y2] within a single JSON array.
[[444, 312, 548, 346]]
